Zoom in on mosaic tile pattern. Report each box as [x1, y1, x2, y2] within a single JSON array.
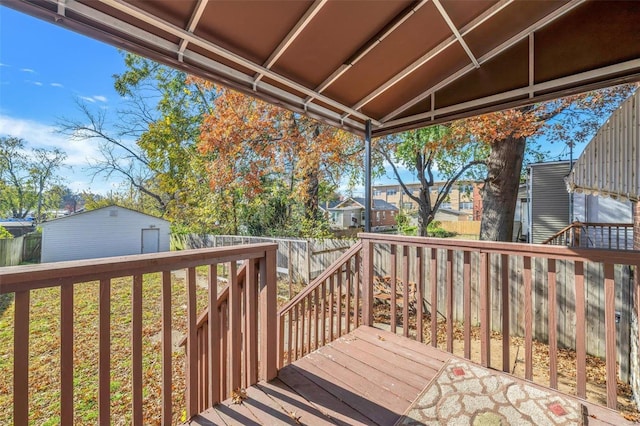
[[397, 359, 585, 425]]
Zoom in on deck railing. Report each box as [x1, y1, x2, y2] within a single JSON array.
[[543, 221, 634, 250], [0, 243, 277, 425], [355, 233, 640, 410], [277, 242, 363, 366]]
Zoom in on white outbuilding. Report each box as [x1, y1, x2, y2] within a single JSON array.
[[41, 205, 170, 263]]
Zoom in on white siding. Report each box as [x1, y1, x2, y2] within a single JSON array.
[[41, 206, 170, 263], [567, 90, 640, 202]]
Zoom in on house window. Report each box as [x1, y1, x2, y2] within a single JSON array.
[[460, 202, 473, 210], [373, 190, 382, 196], [402, 202, 413, 209], [441, 202, 452, 209], [376, 211, 381, 221], [386, 189, 397, 195], [382, 211, 386, 220]]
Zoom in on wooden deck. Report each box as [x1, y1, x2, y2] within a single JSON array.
[[185, 326, 633, 426]]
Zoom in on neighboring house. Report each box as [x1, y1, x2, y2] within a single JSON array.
[[41, 205, 170, 263], [0, 219, 36, 237], [327, 197, 398, 231], [528, 161, 633, 244], [372, 181, 479, 214]]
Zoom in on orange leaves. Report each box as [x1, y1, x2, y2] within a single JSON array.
[[452, 108, 544, 144]]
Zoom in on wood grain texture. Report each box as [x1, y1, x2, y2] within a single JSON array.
[[99, 279, 111, 424]]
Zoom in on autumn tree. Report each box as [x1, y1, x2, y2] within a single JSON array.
[[196, 82, 361, 237], [0, 136, 67, 220], [376, 126, 486, 236], [454, 85, 635, 241]]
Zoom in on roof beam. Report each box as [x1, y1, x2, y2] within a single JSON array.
[[57, 0, 67, 17], [381, 58, 640, 131], [178, 0, 209, 62], [96, 0, 379, 125], [303, 0, 429, 106], [381, 0, 586, 123], [253, 0, 327, 88], [348, 0, 513, 113], [432, 0, 479, 68]]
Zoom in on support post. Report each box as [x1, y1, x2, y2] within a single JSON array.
[[259, 247, 278, 381], [361, 238, 374, 326], [364, 120, 372, 233]]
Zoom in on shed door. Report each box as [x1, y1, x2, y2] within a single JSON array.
[[141, 228, 160, 254]]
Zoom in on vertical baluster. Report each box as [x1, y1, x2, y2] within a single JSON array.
[[391, 245, 397, 333], [186, 267, 199, 415], [13, 290, 29, 425], [574, 261, 586, 398], [430, 249, 438, 348], [294, 304, 300, 361], [132, 274, 143, 425], [501, 254, 510, 373], [61, 284, 74, 424], [345, 258, 352, 334], [523, 257, 533, 381], [259, 249, 278, 381], [246, 260, 258, 386], [354, 252, 361, 328], [321, 281, 326, 346], [229, 261, 242, 390], [604, 263, 617, 409], [328, 276, 334, 341], [337, 265, 343, 337], [362, 239, 374, 326], [286, 309, 292, 365], [301, 298, 306, 356], [208, 266, 220, 406], [314, 288, 320, 349], [220, 302, 228, 400], [306, 294, 312, 352], [402, 246, 409, 337], [416, 247, 423, 343], [446, 250, 453, 352], [548, 259, 558, 389], [99, 279, 111, 424], [463, 252, 471, 360], [480, 252, 490, 367]]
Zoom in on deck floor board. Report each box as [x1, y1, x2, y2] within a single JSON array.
[[185, 326, 634, 426]]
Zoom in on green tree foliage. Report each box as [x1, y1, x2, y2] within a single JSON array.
[[375, 126, 486, 236], [0, 136, 67, 221], [0, 225, 13, 239]]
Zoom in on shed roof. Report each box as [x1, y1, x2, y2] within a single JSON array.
[[40, 205, 169, 225], [6, 0, 640, 137]]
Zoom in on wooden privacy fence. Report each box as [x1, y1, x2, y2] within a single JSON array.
[[173, 234, 355, 284], [438, 220, 481, 236], [278, 234, 639, 410], [0, 243, 278, 425], [0, 233, 41, 267]]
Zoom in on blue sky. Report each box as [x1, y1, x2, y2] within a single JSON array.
[[0, 5, 585, 198], [0, 6, 128, 193]]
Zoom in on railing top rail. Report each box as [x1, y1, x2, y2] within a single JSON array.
[[578, 222, 634, 227], [0, 243, 277, 294], [278, 241, 362, 316], [357, 233, 640, 264]]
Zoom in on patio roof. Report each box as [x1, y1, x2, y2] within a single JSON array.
[[5, 0, 640, 137]]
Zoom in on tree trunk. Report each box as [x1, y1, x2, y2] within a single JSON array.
[[480, 135, 526, 241], [304, 171, 319, 221]]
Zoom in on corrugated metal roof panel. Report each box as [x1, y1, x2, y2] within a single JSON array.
[[567, 90, 640, 202]]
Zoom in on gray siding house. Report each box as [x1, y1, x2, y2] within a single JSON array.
[[41, 205, 170, 263]]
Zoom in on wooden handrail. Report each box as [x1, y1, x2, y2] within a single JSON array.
[[542, 222, 634, 248]]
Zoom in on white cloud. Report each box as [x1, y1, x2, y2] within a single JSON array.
[[0, 115, 125, 194], [51, 82, 64, 88], [93, 95, 108, 103], [0, 63, 8, 67], [79, 95, 108, 103], [79, 96, 96, 103], [20, 68, 35, 73], [33, 81, 43, 86]]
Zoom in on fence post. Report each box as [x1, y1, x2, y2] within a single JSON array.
[[259, 246, 278, 381], [361, 238, 374, 326]]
